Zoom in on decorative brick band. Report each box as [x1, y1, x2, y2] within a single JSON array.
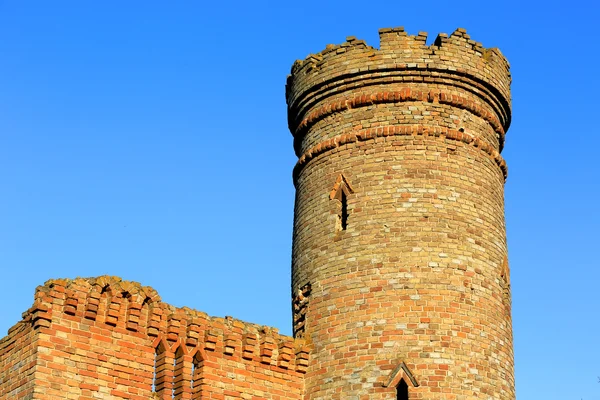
[[293, 88, 505, 148], [150, 329, 309, 374], [293, 125, 508, 183]]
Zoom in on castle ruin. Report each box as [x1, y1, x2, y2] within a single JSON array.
[[0, 27, 514, 399]]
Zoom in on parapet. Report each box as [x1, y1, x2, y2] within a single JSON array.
[[286, 27, 511, 151], [21, 275, 310, 373]]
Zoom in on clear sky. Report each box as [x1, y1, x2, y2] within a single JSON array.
[[1, 1, 598, 399]]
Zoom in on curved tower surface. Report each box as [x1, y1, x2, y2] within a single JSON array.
[[286, 27, 513, 399]]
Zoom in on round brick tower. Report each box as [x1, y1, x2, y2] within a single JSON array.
[[286, 27, 513, 400]]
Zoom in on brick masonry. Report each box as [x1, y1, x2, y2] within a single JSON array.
[[0, 27, 514, 399], [287, 26, 513, 399], [0, 277, 308, 400]]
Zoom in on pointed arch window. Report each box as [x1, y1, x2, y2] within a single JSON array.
[[153, 341, 174, 398], [384, 361, 419, 400], [191, 347, 206, 397]]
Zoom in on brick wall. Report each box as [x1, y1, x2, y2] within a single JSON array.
[[1, 276, 308, 399], [0, 321, 37, 399], [286, 27, 514, 399]]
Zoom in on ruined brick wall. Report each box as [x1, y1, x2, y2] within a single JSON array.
[[0, 320, 37, 399], [286, 27, 514, 399], [0, 276, 308, 399]]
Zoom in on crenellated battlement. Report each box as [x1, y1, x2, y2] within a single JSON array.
[[288, 27, 510, 94], [0, 276, 308, 398], [22, 276, 310, 375], [286, 27, 511, 153]]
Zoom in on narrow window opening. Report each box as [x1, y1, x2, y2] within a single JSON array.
[[340, 191, 348, 230], [192, 353, 203, 397], [397, 378, 409, 400], [330, 174, 353, 234], [142, 296, 152, 333], [190, 362, 195, 391], [152, 351, 157, 393], [172, 356, 176, 399]]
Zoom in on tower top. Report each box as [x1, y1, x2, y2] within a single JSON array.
[[286, 27, 511, 152]]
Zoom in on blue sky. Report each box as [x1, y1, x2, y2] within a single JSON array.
[[0, 1, 598, 399]]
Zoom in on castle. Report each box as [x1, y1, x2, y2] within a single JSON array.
[[0, 27, 514, 399]]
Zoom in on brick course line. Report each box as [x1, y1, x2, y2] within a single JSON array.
[[293, 89, 505, 146], [288, 69, 510, 129], [293, 125, 507, 184]]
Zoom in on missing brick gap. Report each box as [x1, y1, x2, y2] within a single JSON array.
[[293, 283, 311, 339], [422, 32, 436, 47]]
